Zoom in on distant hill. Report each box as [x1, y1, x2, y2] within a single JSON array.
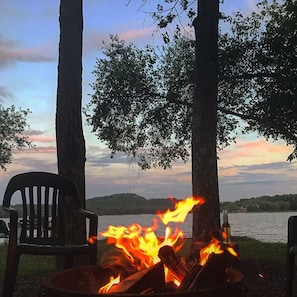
[[2, 193, 295, 218], [86, 192, 297, 215], [86, 193, 178, 215]]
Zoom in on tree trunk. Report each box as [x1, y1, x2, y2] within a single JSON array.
[[192, 0, 220, 242], [56, 0, 86, 254]]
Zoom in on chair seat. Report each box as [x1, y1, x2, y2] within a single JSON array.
[[18, 242, 93, 255]]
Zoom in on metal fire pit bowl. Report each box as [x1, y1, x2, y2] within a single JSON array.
[[42, 265, 246, 297]]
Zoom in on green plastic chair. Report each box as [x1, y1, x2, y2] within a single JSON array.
[[2, 172, 98, 297]]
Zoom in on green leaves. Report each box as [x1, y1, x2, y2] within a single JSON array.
[[85, 35, 192, 169], [0, 105, 32, 170], [85, 0, 297, 169]]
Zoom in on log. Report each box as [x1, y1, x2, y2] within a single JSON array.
[[158, 245, 188, 282], [107, 262, 165, 294], [182, 252, 228, 291], [178, 263, 202, 291]]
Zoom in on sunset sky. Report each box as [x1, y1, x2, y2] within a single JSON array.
[[1, 0, 296, 203]]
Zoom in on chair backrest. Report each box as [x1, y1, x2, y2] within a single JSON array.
[[3, 172, 83, 245]]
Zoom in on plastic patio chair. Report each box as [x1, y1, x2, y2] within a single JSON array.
[[287, 215, 297, 297], [2, 172, 98, 297]]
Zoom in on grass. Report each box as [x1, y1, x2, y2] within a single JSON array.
[[0, 237, 287, 281], [234, 236, 287, 264]]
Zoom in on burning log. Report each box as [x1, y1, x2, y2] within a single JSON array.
[[178, 263, 202, 291], [158, 245, 189, 282], [106, 262, 165, 294], [180, 252, 228, 291]]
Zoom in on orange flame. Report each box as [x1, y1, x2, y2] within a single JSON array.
[[98, 196, 240, 293], [199, 237, 224, 266], [99, 196, 202, 292], [100, 196, 203, 272], [226, 246, 239, 257], [158, 196, 205, 224], [88, 236, 98, 245], [98, 274, 121, 294]]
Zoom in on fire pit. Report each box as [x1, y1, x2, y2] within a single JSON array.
[[42, 264, 245, 297], [43, 197, 246, 296]]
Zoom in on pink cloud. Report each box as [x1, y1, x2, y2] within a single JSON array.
[[12, 146, 56, 154], [28, 135, 55, 143], [219, 138, 293, 168], [119, 27, 154, 42], [236, 139, 291, 155], [0, 37, 55, 68]]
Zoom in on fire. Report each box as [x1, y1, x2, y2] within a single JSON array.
[[158, 196, 205, 224], [226, 246, 239, 257], [101, 220, 182, 269], [199, 237, 224, 266], [100, 196, 204, 271], [99, 196, 204, 292], [88, 235, 98, 245], [98, 274, 121, 294], [98, 196, 239, 293], [199, 236, 239, 266]]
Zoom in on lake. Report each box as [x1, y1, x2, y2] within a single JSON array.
[[96, 211, 296, 243], [1, 211, 296, 243]]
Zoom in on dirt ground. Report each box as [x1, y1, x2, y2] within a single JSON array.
[[0, 258, 288, 297]]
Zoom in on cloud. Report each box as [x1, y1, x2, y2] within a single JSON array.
[[119, 27, 154, 42], [83, 29, 106, 56], [0, 37, 55, 69], [83, 26, 156, 58], [0, 86, 13, 102], [28, 135, 56, 143]]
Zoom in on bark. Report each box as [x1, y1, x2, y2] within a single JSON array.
[[56, 0, 86, 253], [192, 0, 220, 241]]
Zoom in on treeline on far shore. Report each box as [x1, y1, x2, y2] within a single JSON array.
[[1, 193, 297, 218], [221, 193, 297, 213]]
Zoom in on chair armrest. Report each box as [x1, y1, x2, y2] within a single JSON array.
[[78, 209, 98, 238], [289, 245, 297, 255], [2, 206, 19, 246]]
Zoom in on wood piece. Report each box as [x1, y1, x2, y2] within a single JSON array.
[[182, 252, 228, 291], [158, 245, 188, 282], [107, 262, 165, 294], [178, 263, 202, 291]]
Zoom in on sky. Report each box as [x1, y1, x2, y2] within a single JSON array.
[[0, 0, 296, 204]]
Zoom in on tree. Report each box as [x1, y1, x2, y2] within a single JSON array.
[[0, 105, 32, 170], [56, 0, 86, 254], [85, 0, 297, 237], [191, 0, 220, 240], [220, 0, 297, 161]]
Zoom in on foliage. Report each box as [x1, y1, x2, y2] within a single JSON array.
[[220, 0, 297, 161], [220, 193, 297, 213], [85, 34, 194, 169], [85, 0, 297, 169], [0, 105, 32, 170]]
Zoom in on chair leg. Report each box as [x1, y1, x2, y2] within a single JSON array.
[[3, 249, 21, 297], [287, 254, 295, 297]]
